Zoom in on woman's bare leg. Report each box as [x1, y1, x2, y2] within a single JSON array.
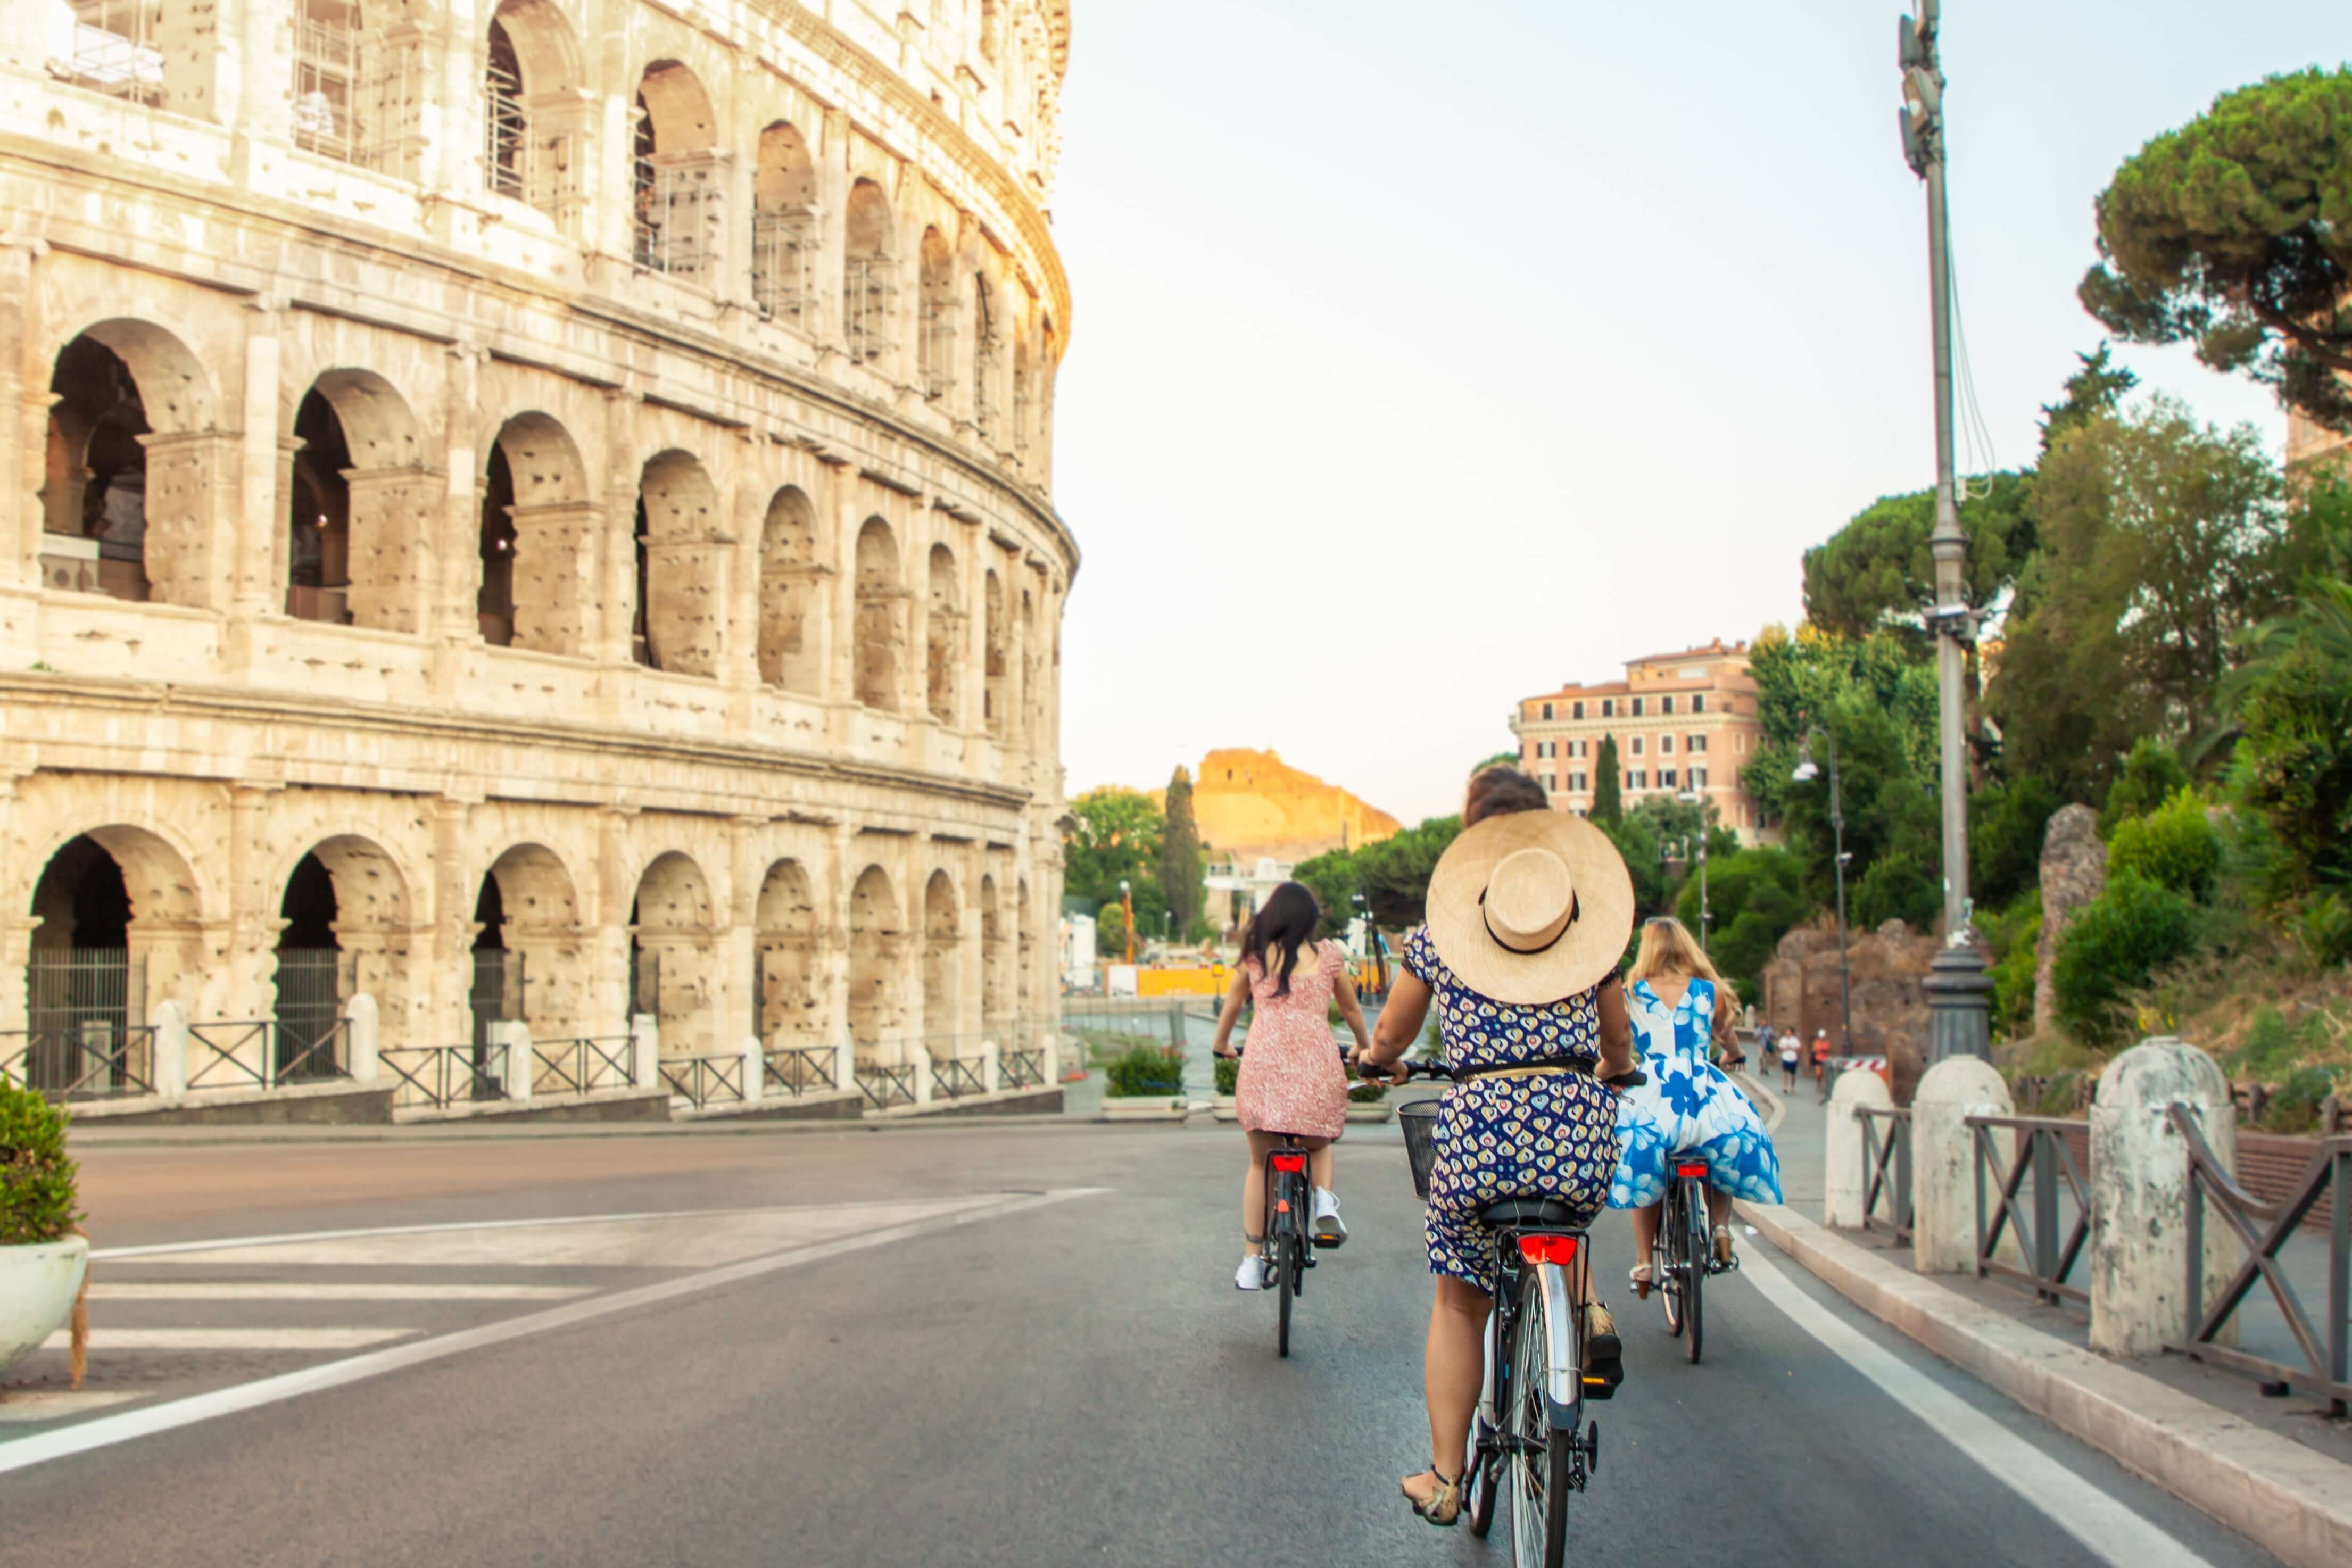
[[1406, 1276, 1491, 1500], [1240, 1130, 1279, 1256], [1305, 1135, 1334, 1193], [1629, 1199, 1662, 1275]]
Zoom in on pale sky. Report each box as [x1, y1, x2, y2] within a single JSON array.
[[1048, 2, 2331, 826]]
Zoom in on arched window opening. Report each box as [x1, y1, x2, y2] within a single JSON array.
[[635, 451, 720, 677], [483, 18, 528, 200], [43, 334, 151, 602], [922, 870, 959, 1049], [483, 3, 581, 224], [918, 228, 954, 400], [287, 391, 354, 624], [478, 443, 517, 645], [925, 543, 962, 725], [633, 63, 722, 283], [51, 2, 162, 106], [847, 865, 904, 1055], [26, 835, 138, 1096], [756, 486, 823, 694], [853, 518, 904, 711], [754, 861, 821, 1051], [843, 180, 897, 364], [275, 852, 348, 1083], [983, 569, 1006, 737], [979, 873, 1004, 1031], [631, 852, 717, 1059], [632, 496, 656, 669], [753, 122, 819, 327], [972, 276, 1001, 443]]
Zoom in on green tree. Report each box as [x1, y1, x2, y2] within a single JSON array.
[[1676, 847, 1809, 1002], [2039, 344, 2140, 457], [2108, 787, 2222, 901], [1157, 767, 1206, 940], [1063, 786, 1165, 923], [1471, 751, 1523, 777], [1591, 735, 1622, 825], [1969, 774, 2061, 911], [1801, 474, 2036, 644], [2099, 737, 2193, 836], [2080, 69, 2352, 434], [1292, 847, 1360, 940], [1354, 816, 1464, 929]]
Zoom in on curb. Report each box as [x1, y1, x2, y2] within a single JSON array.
[[1734, 1184, 2352, 1568]]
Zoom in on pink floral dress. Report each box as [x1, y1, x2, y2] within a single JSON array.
[[1235, 941, 1349, 1140]]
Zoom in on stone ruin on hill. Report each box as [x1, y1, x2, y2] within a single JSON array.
[[1760, 917, 1940, 1103], [2033, 802, 2106, 1035]]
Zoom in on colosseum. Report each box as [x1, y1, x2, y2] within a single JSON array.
[[0, 1, 1077, 1118]]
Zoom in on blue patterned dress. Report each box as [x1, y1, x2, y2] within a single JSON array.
[[1401, 927, 1623, 1293], [1606, 977, 1782, 1209]]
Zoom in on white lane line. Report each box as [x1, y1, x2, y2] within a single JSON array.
[[0, 1393, 140, 1424], [0, 1188, 1103, 1474], [1738, 1247, 2218, 1568], [88, 1284, 592, 1302], [41, 1329, 413, 1351]]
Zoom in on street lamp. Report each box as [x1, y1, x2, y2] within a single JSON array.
[[1896, 1, 1993, 1061], [1119, 879, 1136, 967], [1793, 729, 1855, 1057], [1662, 803, 1712, 953]]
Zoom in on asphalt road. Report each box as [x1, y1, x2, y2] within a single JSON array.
[[0, 1119, 2289, 1568]]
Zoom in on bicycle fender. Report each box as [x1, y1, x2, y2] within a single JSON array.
[[1531, 1260, 1581, 1430]]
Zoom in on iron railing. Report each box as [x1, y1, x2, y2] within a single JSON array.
[[857, 1060, 918, 1109], [532, 1036, 637, 1098], [185, 1018, 351, 1092], [0, 1026, 156, 1100], [380, 1044, 509, 1111], [1858, 1105, 1914, 1246], [2169, 1104, 2350, 1416], [1969, 1113, 2090, 1307], [763, 1046, 839, 1097], [932, 1055, 987, 1099], [661, 1053, 747, 1110], [1001, 1047, 1045, 1090]]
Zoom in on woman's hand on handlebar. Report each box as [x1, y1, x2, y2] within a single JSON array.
[[1354, 1049, 1412, 1088]]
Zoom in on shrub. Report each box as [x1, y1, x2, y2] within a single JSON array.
[[1980, 894, 2042, 1040], [2052, 870, 2198, 1046], [0, 1081, 79, 1246], [1852, 848, 1939, 931], [1103, 1042, 1185, 1098], [1213, 1054, 1239, 1096], [1348, 1079, 1388, 1105], [2259, 1064, 2342, 1133], [2099, 737, 2191, 838], [2288, 890, 2352, 971], [2106, 788, 2221, 901]]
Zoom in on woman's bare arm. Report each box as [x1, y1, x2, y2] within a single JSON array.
[[1711, 985, 1738, 1062], [1332, 963, 1373, 1056], [1210, 968, 1250, 1057], [1594, 975, 1635, 1080], [1364, 970, 1432, 1081]]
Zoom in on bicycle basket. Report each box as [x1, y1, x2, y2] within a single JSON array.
[[1398, 1098, 1440, 1200]]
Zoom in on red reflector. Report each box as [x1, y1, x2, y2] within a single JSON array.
[[1270, 1154, 1307, 1173], [1517, 1235, 1579, 1266], [1675, 1162, 1708, 1178]]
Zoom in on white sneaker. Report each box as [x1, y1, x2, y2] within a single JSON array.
[[1235, 1254, 1266, 1290], [1311, 1188, 1347, 1249]]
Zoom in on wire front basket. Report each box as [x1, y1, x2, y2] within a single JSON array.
[[1398, 1098, 1440, 1200]]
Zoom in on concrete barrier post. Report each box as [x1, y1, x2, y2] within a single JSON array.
[[499, 1023, 534, 1103], [345, 992, 380, 1085], [2090, 1036, 2236, 1358], [1824, 1068, 1892, 1229], [835, 1039, 857, 1098], [982, 1039, 1001, 1095], [740, 1035, 764, 1105], [630, 1014, 659, 1090], [1912, 1056, 2013, 1274], [151, 999, 189, 1099], [912, 1049, 934, 1107], [1039, 1027, 1060, 1085]]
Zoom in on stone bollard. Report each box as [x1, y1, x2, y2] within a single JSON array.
[[740, 1036, 765, 1105], [1823, 1067, 1892, 1229], [834, 1038, 857, 1098], [911, 1048, 935, 1107], [1911, 1056, 2013, 1274], [1039, 1027, 1061, 1085], [630, 1014, 659, 1091], [150, 999, 189, 1099], [981, 1039, 1001, 1095], [345, 993, 380, 1085], [2090, 1036, 2235, 1358], [496, 1022, 534, 1103]]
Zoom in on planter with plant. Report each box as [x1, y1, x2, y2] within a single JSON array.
[[1345, 1076, 1393, 1122], [1098, 1042, 1189, 1121], [1211, 1052, 1240, 1121], [2, 1081, 89, 1381]]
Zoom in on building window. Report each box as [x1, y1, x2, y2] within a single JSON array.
[[1736, 733, 1747, 755], [1660, 768, 1677, 789], [1692, 767, 1709, 788], [1542, 772, 1556, 793], [1542, 701, 1553, 720], [1601, 699, 1614, 718], [1690, 734, 1707, 753], [1631, 697, 1644, 717], [1662, 695, 1675, 715], [1660, 734, 1674, 754], [1631, 770, 1647, 789], [1693, 693, 1707, 714], [1631, 736, 1644, 756], [1572, 700, 1584, 720], [1570, 771, 1587, 792]]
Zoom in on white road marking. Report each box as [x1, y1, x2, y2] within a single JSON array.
[[0, 1392, 140, 1423], [0, 1188, 1103, 1474], [42, 1328, 413, 1351], [88, 1283, 593, 1302], [1738, 1246, 2219, 1568]]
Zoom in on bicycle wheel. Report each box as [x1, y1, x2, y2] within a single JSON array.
[[1683, 1180, 1708, 1365], [1506, 1273, 1571, 1568], [1658, 1183, 1686, 1338], [1466, 1409, 1500, 1538]]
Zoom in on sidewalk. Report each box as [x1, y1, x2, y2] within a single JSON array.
[[1735, 1068, 2352, 1568]]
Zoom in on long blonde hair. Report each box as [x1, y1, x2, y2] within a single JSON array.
[[1628, 916, 1721, 985]]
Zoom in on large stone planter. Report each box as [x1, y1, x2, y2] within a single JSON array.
[[1345, 1100, 1394, 1124], [1099, 1097, 1189, 1123], [1211, 1093, 1240, 1122], [0, 1237, 89, 1373]]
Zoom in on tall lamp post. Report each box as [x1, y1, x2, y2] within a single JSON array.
[[1897, 0, 1993, 1061], [1666, 793, 1713, 951], [1793, 731, 1855, 1055], [1119, 879, 1136, 967]]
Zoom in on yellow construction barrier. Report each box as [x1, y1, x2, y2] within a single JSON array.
[[1133, 966, 1229, 998]]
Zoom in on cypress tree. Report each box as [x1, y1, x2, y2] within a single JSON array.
[[1592, 735, 1623, 825], [1160, 766, 1206, 939]]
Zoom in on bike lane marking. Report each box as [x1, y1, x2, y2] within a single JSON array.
[[1739, 1245, 2218, 1568], [0, 1188, 1106, 1476]]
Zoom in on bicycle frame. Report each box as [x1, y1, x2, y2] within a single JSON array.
[[1479, 1228, 1590, 1442]]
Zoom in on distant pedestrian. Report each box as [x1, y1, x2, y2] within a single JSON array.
[[1778, 1028, 1800, 1092], [1811, 1029, 1833, 1101]]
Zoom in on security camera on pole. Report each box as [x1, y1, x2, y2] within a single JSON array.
[[1897, 1, 1993, 1062]]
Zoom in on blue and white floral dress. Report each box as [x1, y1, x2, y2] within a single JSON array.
[[1607, 977, 1782, 1209]]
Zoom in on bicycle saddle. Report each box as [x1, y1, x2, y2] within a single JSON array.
[[1478, 1197, 1584, 1231]]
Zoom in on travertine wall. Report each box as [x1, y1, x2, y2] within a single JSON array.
[[0, 1, 1077, 1068]]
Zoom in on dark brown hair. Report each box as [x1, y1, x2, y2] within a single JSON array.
[[1464, 766, 1550, 827], [1239, 881, 1321, 995]]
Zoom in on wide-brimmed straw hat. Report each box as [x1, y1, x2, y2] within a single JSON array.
[[1424, 809, 1635, 1006]]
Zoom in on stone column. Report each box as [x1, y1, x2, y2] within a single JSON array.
[[158, 0, 250, 130], [0, 237, 39, 601], [225, 784, 286, 1033], [2090, 1037, 2237, 1358], [599, 390, 643, 673], [508, 502, 599, 657], [596, 807, 637, 1036], [814, 111, 851, 352], [822, 820, 854, 1044], [437, 342, 489, 643], [345, 467, 440, 634], [428, 797, 474, 1050], [235, 300, 289, 617], [1823, 1067, 1892, 1229], [1911, 1055, 2012, 1274]]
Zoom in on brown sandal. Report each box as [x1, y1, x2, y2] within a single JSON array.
[[1402, 1466, 1464, 1527]]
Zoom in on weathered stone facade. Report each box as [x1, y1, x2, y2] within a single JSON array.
[[2034, 803, 2105, 1035], [0, 2, 1076, 1077], [1761, 917, 1938, 1101]]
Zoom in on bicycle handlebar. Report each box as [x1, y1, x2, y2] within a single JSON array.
[[1362, 1058, 1647, 1090]]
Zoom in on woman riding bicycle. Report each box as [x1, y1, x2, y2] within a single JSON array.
[[1355, 767, 1636, 1528], [1211, 881, 1373, 1290], [1609, 917, 1782, 1288]]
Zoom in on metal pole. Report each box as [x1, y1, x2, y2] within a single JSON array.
[[1830, 729, 1853, 1053]]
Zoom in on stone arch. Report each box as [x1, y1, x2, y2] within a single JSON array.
[[630, 850, 716, 1056], [853, 517, 905, 712], [1012, 329, 1033, 465], [286, 368, 428, 633], [917, 227, 954, 399], [753, 121, 818, 325], [634, 450, 720, 676], [843, 180, 896, 363], [983, 568, 1007, 739], [922, 868, 960, 1046], [484, 1, 585, 225], [756, 485, 822, 694], [482, 411, 591, 655], [42, 320, 220, 607], [278, 833, 416, 1066], [1015, 874, 1034, 1024], [22, 827, 203, 1090], [753, 859, 820, 1044], [924, 543, 963, 725], [979, 871, 1005, 1027], [632, 60, 722, 280], [474, 843, 583, 1042], [971, 271, 1003, 442], [847, 864, 904, 1054]]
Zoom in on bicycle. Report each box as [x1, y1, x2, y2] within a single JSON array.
[[1224, 1044, 1345, 1359], [1387, 1057, 1643, 1568], [1651, 1157, 1736, 1364]]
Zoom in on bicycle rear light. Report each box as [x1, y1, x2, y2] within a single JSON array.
[[1675, 1162, 1707, 1178], [1516, 1234, 1578, 1266], [1270, 1154, 1307, 1173]]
